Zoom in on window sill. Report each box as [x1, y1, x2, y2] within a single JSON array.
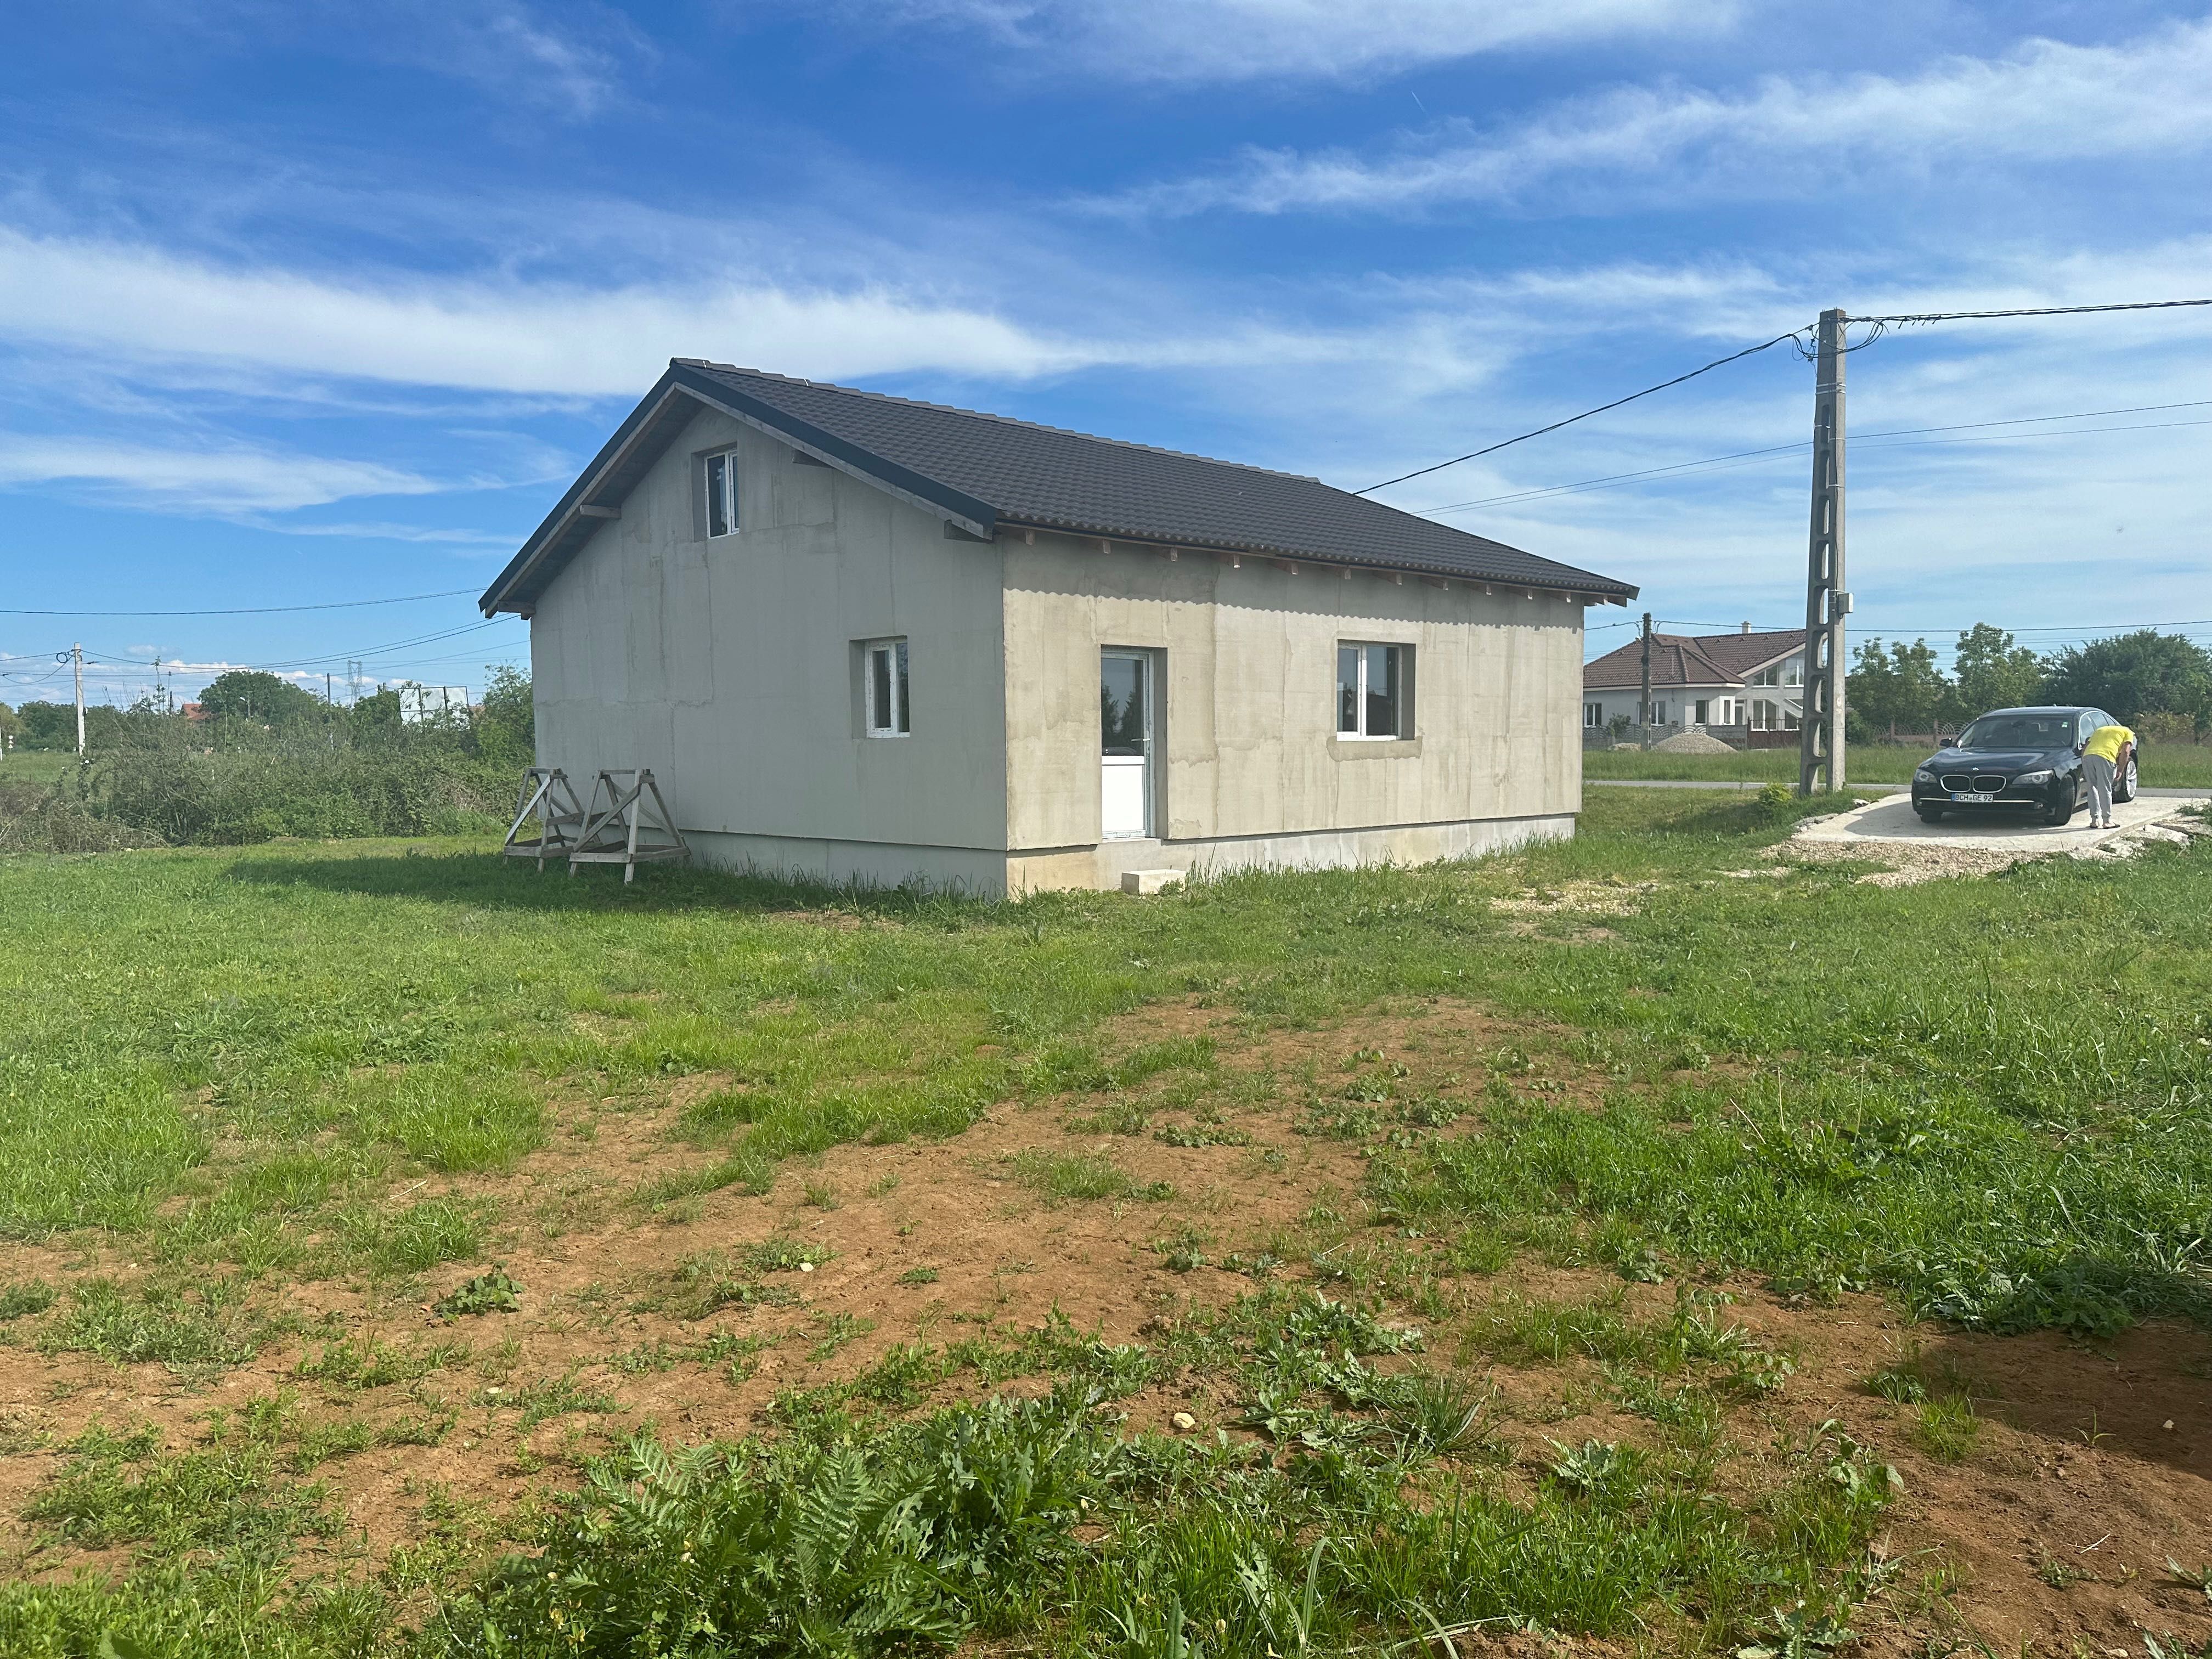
[[1329, 736, 1421, 759]]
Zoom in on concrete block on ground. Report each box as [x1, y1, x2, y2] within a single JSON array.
[[1120, 868, 1183, 896]]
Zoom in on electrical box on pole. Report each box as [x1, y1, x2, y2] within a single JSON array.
[[1798, 309, 1849, 795]]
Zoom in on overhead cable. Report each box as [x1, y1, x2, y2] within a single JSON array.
[[1352, 329, 1806, 495], [1425, 401, 2212, 515], [0, 588, 482, 618], [1854, 298, 2212, 325]]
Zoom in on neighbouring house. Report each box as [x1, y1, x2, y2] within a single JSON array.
[[1581, 626, 1807, 747], [478, 360, 1639, 894]]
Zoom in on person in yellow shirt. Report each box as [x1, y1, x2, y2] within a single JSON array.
[[2080, 719, 2135, 829]]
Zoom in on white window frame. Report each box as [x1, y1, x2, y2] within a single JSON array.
[[704, 449, 741, 538], [861, 638, 910, 738], [1336, 641, 1412, 740], [1583, 701, 1604, 729]]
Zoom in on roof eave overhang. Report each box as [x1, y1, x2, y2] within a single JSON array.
[[995, 516, 1638, 603]]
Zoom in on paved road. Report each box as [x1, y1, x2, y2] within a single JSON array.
[[1590, 778, 2207, 798]]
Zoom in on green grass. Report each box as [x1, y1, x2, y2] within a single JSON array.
[[0, 751, 80, 788], [1585, 741, 2212, 787], [1008, 1148, 1172, 1204], [1, 787, 2209, 1654]]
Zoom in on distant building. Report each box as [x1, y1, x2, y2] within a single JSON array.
[[1582, 626, 1806, 745]]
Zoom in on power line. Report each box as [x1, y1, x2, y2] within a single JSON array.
[[1353, 329, 1805, 495], [77, 618, 514, 678], [1362, 297, 2212, 500], [0, 588, 481, 618], [1628, 616, 2212, 639], [1425, 399, 2212, 515], [1855, 298, 2212, 326]]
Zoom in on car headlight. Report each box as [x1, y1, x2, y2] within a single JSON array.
[[2015, 769, 2053, 786], [1914, 768, 1936, 783]]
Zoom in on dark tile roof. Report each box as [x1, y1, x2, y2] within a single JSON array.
[[1583, 628, 1805, 691], [481, 361, 1637, 613]]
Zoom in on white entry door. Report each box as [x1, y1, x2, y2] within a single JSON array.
[[1100, 650, 1153, 840]]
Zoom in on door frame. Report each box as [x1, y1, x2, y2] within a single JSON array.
[[1099, 647, 1160, 841]]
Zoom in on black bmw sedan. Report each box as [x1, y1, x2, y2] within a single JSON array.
[[1909, 705, 2138, 825]]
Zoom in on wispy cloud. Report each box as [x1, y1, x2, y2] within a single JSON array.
[[0, 227, 1097, 393], [245, 520, 522, 548], [159, 0, 647, 120], [1096, 16, 2212, 215], [0, 437, 441, 513], [832, 0, 1733, 83]]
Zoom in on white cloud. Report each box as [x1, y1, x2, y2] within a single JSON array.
[[0, 437, 440, 513], [849, 0, 1731, 82], [251, 520, 522, 547], [167, 0, 644, 120], [0, 227, 1097, 394], [1102, 16, 2212, 214]]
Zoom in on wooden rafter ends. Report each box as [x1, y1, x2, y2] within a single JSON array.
[[566, 769, 690, 884], [501, 768, 586, 870]]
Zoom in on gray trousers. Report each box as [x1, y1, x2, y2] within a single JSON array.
[[2083, 753, 2115, 820]]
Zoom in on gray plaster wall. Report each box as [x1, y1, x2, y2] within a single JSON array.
[[528, 397, 1590, 895], [1000, 534, 1587, 887], [529, 404, 1011, 871]]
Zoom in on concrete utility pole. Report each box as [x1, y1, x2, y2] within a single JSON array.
[[1638, 611, 1654, 744], [71, 643, 85, 757], [1798, 308, 1850, 795]]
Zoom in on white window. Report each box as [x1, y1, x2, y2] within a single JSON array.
[[1782, 656, 1803, 686], [1752, 698, 1777, 730], [704, 449, 741, 537], [1337, 643, 1410, 739], [1652, 701, 1668, 727], [862, 639, 909, 737], [1583, 702, 1604, 728], [1694, 698, 1709, 725]]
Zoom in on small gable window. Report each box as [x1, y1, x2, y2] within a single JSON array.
[[704, 450, 741, 537]]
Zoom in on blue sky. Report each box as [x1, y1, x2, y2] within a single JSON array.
[[3, 0, 2209, 709]]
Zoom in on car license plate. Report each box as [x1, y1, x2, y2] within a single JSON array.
[[1950, 791, 1996, 803]]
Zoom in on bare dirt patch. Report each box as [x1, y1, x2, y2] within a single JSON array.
[[3, 998, 2209, 1652]]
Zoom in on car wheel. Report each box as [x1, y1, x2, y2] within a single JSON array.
[[2114, 757, 2138, 803], [2043, 786, 2076, 827], [1916, 805, 1945, 823]]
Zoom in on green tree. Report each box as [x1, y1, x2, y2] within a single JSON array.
[[348, 687, 403, 744], [1951, 624, 2043, 719], [1847, 637, 1949, 740], [0, 702, 17, 744], [474, 664, 535, 770], [2039, 630, 2212, 727], [14, 701, 76, 751], [196, 670, 325, 726]]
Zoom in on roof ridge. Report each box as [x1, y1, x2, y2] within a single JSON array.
[[682, 360, 1325, 485]]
